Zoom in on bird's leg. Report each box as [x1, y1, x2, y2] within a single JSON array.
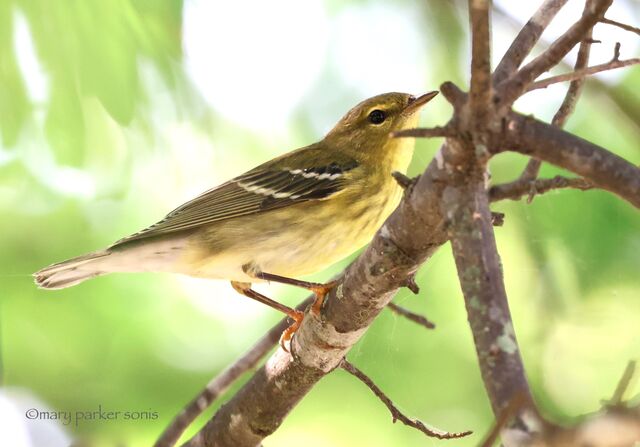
[[230, 281, 303, 352], [249, 270, 338, 315]]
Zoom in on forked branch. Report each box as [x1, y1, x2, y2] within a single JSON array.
[[497, 0, 613, 110], [507, 0, 596, 193], [493, 0, 569, 84]]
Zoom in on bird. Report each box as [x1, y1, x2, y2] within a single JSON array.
[[34, 91, 438, 349]]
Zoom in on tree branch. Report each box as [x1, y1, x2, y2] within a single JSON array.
[[504, 113, 640, 208], [160, 295, 435, 446], [548, 9, 594, 130], [497, 0, 613, 110], [386, 302, 436, 330], [340, 359, 471, 440], [391, 125, 458, 139], [601, 17, 640, 36], [494, 2, 640, 136], [526, 58, 640, 92], [441, 167, 536, 432], [479, 393, 529, 447], [493, 0, 569, 84], [606, 360, 637, 407], [489, 175, 593, 203], [512, 0, 595, 189], [469, 0, 492, 133]]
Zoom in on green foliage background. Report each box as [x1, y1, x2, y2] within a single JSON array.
[[1, 1, 639, 446]]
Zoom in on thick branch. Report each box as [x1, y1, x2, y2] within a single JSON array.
[[182, 140, 464, 446], [493, 0, 569, 84], [161, 296, 431, 446], [504, 113, 640, 208], [442, 166, 536, 431], [497, 0, 613, 109]]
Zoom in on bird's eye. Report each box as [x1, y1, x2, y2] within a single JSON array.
[[368, 109, 386, 125]]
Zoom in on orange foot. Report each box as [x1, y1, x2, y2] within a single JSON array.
[[309, 280, 339, 315], [279, 310, 305, 353]]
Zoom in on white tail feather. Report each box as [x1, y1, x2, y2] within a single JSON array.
[[34, 251, 111, 289]]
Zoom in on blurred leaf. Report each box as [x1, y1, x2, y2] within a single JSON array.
[[0, 1, 29, 147], [45, 78, 85, 166], [5, 0, 185, 162]]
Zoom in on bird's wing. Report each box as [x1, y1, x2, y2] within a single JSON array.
[[112, 158, 359, 246]]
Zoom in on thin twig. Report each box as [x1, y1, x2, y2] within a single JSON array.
[[552, 2, 595, 128], [527, 58, 640, 91], [155, 297, 313, 447], [391, 171, 415, 190], [606, 360, 637, 407], [391, 125, 458, 139], [493, 0, 569, 84], [402, 273, 420, 294], [489, 175, 594, 203], [601, 17, 640, 36], [517, 158, 543, 184], [340, 359, 471, 440], [387, 302, 435, 330]]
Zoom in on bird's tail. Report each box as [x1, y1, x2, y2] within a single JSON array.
[[34, 250, 112, 289]]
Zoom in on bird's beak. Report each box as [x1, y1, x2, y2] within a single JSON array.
[[402, 91, 439, 116]]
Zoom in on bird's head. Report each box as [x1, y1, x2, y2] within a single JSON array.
[[324, 91, 438, 155]]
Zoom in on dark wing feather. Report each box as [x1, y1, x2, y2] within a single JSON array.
[[112, 159, 359, 246]]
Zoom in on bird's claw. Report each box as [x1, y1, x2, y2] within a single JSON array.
[[279, 310, 305, 353], [309, 280, 338, 315]]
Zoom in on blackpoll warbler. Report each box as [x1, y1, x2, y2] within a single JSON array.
[[35, 91, 438, 347]]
